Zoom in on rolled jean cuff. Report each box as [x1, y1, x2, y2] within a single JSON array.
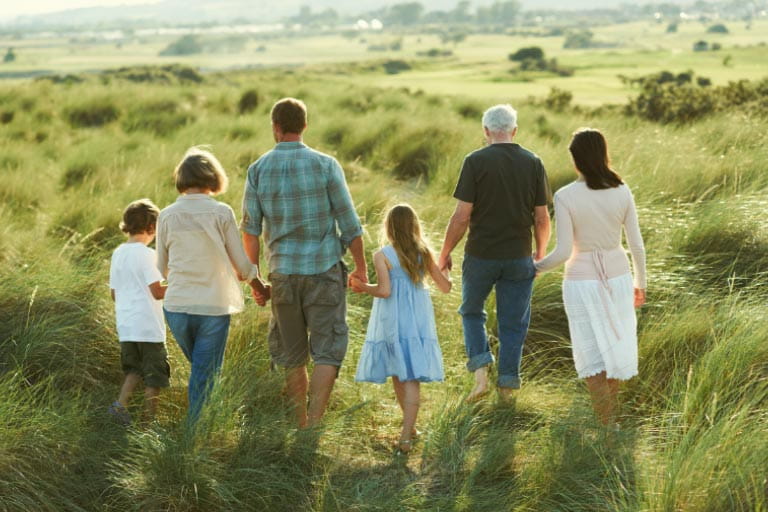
[[466, 351, 494, 372], [497, 375, 521, 389]]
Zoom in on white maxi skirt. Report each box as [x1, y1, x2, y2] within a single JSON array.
[[562, 273, 638, 381]]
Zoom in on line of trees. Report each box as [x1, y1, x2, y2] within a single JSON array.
[[291, 1, 522, 28]]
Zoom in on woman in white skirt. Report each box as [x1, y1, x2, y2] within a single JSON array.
[[535, 128, 646, 426]]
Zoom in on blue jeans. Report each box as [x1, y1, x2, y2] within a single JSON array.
[[460, 254, 535, 389], [164, 310, 231, 421]]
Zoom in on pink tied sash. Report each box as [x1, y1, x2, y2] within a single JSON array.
[[591, 249, 622, 341]]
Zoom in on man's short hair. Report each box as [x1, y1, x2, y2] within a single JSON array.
[[173, 146, 229, 194], [120, 198, 160, 235], [271, 98, 307, 134], [482, 104, 518, 134]]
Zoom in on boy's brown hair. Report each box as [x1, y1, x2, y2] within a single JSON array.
[[271, 98, 307, 134], [120, 198, 160, 235]]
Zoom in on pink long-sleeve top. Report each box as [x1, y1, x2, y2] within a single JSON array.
[[534, 180, 647, 289]]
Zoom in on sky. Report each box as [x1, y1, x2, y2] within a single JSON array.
[[0, 1, 161, 20]]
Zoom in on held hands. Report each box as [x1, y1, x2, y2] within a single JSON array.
[[438, 253, 452, 272], [250, 281, 271, 307], [634, 288, 646, 308], [349, 275, 366, 293], [348, 267, 368, 290]]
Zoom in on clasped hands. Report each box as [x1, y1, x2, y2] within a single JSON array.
[[348, 267, 368, 294], [249, 279, 271, 307]]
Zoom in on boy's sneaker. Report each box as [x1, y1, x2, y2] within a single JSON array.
[[108, 401, 131, 426]]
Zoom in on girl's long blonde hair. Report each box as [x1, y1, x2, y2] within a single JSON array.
[[384, 204, 435, 284]]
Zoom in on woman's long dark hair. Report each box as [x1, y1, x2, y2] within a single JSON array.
[[568, 128, 623, 190]]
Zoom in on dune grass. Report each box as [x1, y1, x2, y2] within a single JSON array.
[[0, 67, 766, 511]]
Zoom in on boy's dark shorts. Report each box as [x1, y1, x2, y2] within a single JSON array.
[[120, 342, 171, 388]]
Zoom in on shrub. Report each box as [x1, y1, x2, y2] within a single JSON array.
[[159, 35, 203, 56], [121, 100, 193, 136], [693, 40, 709, 52], [238, 89, 260, 114], [626, 73, 768, 123], [707, 23, 729, 34], [418, 48, 453, 57], [455, 101, 483, 119], [65, 99, 120, 128], [534, 114, 562, 142], [228, 125, 254, 140], [563, 29, 593, 49], [0, 110, 13, 124], [172, 65, 203, 83], [519, 57, 546, 71], [60, 161, 97, 189], [666, 23, 678, 33], [323, 125, 349, 146], [391, 137, 437, 180], [103, 65, 203, 84], [382, 59, 411, 74], [509, 46, 544, 61], [628, 82, 716, 123], [513, 57, 574, 78], [543, 87, 573, 112]]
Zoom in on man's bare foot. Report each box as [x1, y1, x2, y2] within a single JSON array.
[[497, 387, 516, 402], [465, 367, 489, 403]]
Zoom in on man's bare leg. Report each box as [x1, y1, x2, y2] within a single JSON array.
[[307, 364, 338, 427], [286, 366, 309, 428], [466, 366, 490, 402]]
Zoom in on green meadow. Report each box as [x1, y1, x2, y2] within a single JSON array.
[[0, 26, 767, 511], [2, 18, 767, 104]]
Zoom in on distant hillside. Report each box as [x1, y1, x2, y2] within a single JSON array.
[[6, 0, 689, 27]]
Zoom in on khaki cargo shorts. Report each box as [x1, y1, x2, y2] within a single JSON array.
[[267, 262, 348, 368]]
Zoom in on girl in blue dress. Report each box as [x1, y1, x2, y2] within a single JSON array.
[[351, 204, 452, 454]]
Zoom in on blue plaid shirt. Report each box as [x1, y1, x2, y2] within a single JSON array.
[[241, 141, 363, 275]]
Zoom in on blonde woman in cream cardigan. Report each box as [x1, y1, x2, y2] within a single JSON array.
[[535, 128, 646, 427]]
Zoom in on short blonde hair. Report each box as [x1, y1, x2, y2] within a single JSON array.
[[173, 146, 229, 194]]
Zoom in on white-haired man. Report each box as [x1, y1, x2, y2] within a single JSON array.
[[438, 104, 551, 401]]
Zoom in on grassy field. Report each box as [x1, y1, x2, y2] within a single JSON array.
[[0, 55, 767, 511], [1, 18, 767, 104]]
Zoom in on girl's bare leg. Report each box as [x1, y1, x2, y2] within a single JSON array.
[[398, 381, 420, 452], [585, 371, 619, 425]]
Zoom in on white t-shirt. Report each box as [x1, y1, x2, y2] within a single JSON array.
[[109, 243, 166, 343]]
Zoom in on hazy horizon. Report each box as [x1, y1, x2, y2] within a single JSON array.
[[1, 0, 692, 24]]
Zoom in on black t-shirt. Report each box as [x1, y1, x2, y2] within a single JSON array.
[[453, 143, 550, 259]]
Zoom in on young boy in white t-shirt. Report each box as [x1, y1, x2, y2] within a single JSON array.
[[108, 199, 168, 426]]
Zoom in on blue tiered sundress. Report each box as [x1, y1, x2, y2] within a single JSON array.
[[355, 245, 444, 384]]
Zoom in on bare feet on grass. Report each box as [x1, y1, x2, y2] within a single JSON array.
[[497, 387, 516, 403], [396, 438, 413, 455], [465, 367, 490, 403]]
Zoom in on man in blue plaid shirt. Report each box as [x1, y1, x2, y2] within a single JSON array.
[[241, 98, 367, 428]]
